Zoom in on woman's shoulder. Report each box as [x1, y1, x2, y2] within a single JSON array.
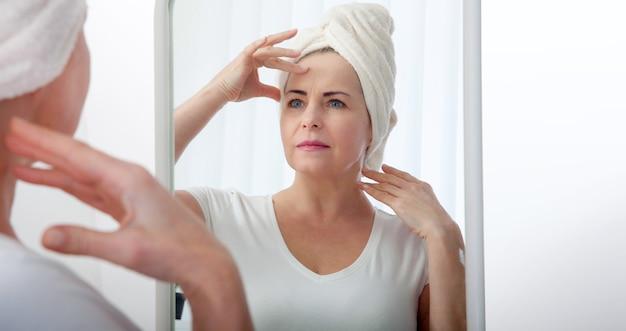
[[182, 186, 272, 225], [184, 186, 264, 209], [0, 235, 139, 330], [375, 208, 426, 248], [372, 209, 429, 283]]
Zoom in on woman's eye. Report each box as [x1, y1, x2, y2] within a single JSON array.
[[288, 99, 304, 108], [328, 99, 346, 109]]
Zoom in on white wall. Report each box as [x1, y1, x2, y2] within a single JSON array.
[[12, 1, 160, 329], [483, 0, 626, 330]]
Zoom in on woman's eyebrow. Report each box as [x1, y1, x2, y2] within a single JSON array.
[[285, 90, 351, 97], [323, 91, 351, 97]]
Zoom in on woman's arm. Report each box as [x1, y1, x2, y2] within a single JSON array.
[[175, 85, 227, 161], [177, 247, 253, 331], [5, 118, 253, 331], [417, 285, 430, 330], [174, 29, 307, 161], [175, 190, 205, 220], [422, 223, 466, 330], [361, 164, 467, 331]]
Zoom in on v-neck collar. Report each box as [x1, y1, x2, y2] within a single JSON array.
[[267, 195, 381, 282]]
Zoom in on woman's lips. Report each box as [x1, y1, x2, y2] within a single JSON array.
[[296, 140, 330, 151], [297, 145, 329, 151]]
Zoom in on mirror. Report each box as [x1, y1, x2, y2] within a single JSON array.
[[161, 0, 482, 330]]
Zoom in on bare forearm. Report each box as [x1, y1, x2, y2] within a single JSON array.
[[180, 252, 253, 331], [174, 85, 227, 161], [426, 223, 466, 331]]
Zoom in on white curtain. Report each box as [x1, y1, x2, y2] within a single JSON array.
[[173, 0, 464, 233]]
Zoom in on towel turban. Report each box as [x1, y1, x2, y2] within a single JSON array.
[[0, 0, 87, 101], [280, 3, 397, 170]]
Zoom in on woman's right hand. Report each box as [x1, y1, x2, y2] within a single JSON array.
[[209, 28, 308, 103], [5, 117, 225, 284], [6, 117, 253, 330]]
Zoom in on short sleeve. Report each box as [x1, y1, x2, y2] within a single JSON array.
[[184, 186, 237, 231]]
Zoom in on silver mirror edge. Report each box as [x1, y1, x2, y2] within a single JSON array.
[[463, 0, 486, 330], [154, 0, 175, 330]]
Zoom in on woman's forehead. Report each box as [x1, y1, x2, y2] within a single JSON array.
[[286, 52, 363, 93]]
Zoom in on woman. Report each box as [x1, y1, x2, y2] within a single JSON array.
[[0, 1, 250, 330], [175, 3, 466, 330]]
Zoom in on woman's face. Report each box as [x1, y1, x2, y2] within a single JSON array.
[[280, 52, 371, 177], [35, 30, 90, 136]]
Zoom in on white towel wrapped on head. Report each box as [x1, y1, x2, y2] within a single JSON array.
[[280, 3, 397, 171], [0, 0, 87, 101]]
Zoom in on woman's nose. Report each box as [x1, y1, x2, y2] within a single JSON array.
[[301, 105, 322, 129], [302, 121, 320, 129]]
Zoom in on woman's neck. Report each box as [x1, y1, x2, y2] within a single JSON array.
[[0, 94, 38, 239], [276, 168, 373, 223], [0, 163, 17, 238]]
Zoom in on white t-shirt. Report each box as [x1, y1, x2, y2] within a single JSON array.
[[0, 234, 139, 331], [187, 187, 429, 331]]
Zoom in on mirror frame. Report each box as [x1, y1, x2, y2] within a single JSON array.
[[154, 0, 175, 330], [154, 1, 485, 330], [463, 0, 486, 330]]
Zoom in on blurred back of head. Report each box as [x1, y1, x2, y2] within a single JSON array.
[[0, 0, 88, 135]]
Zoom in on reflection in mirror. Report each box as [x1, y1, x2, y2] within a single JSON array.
[[172, 1, 466, 330]]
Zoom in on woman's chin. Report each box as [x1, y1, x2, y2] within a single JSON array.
[[290, 157, 363, 178], [291, 161, 334, 177]]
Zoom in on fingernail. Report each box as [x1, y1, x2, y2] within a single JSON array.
[[44, 229, 65, 248]]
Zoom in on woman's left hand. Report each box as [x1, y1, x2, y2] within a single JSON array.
[[362, 164, 466, 331], [360, 164, 457, 240]]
